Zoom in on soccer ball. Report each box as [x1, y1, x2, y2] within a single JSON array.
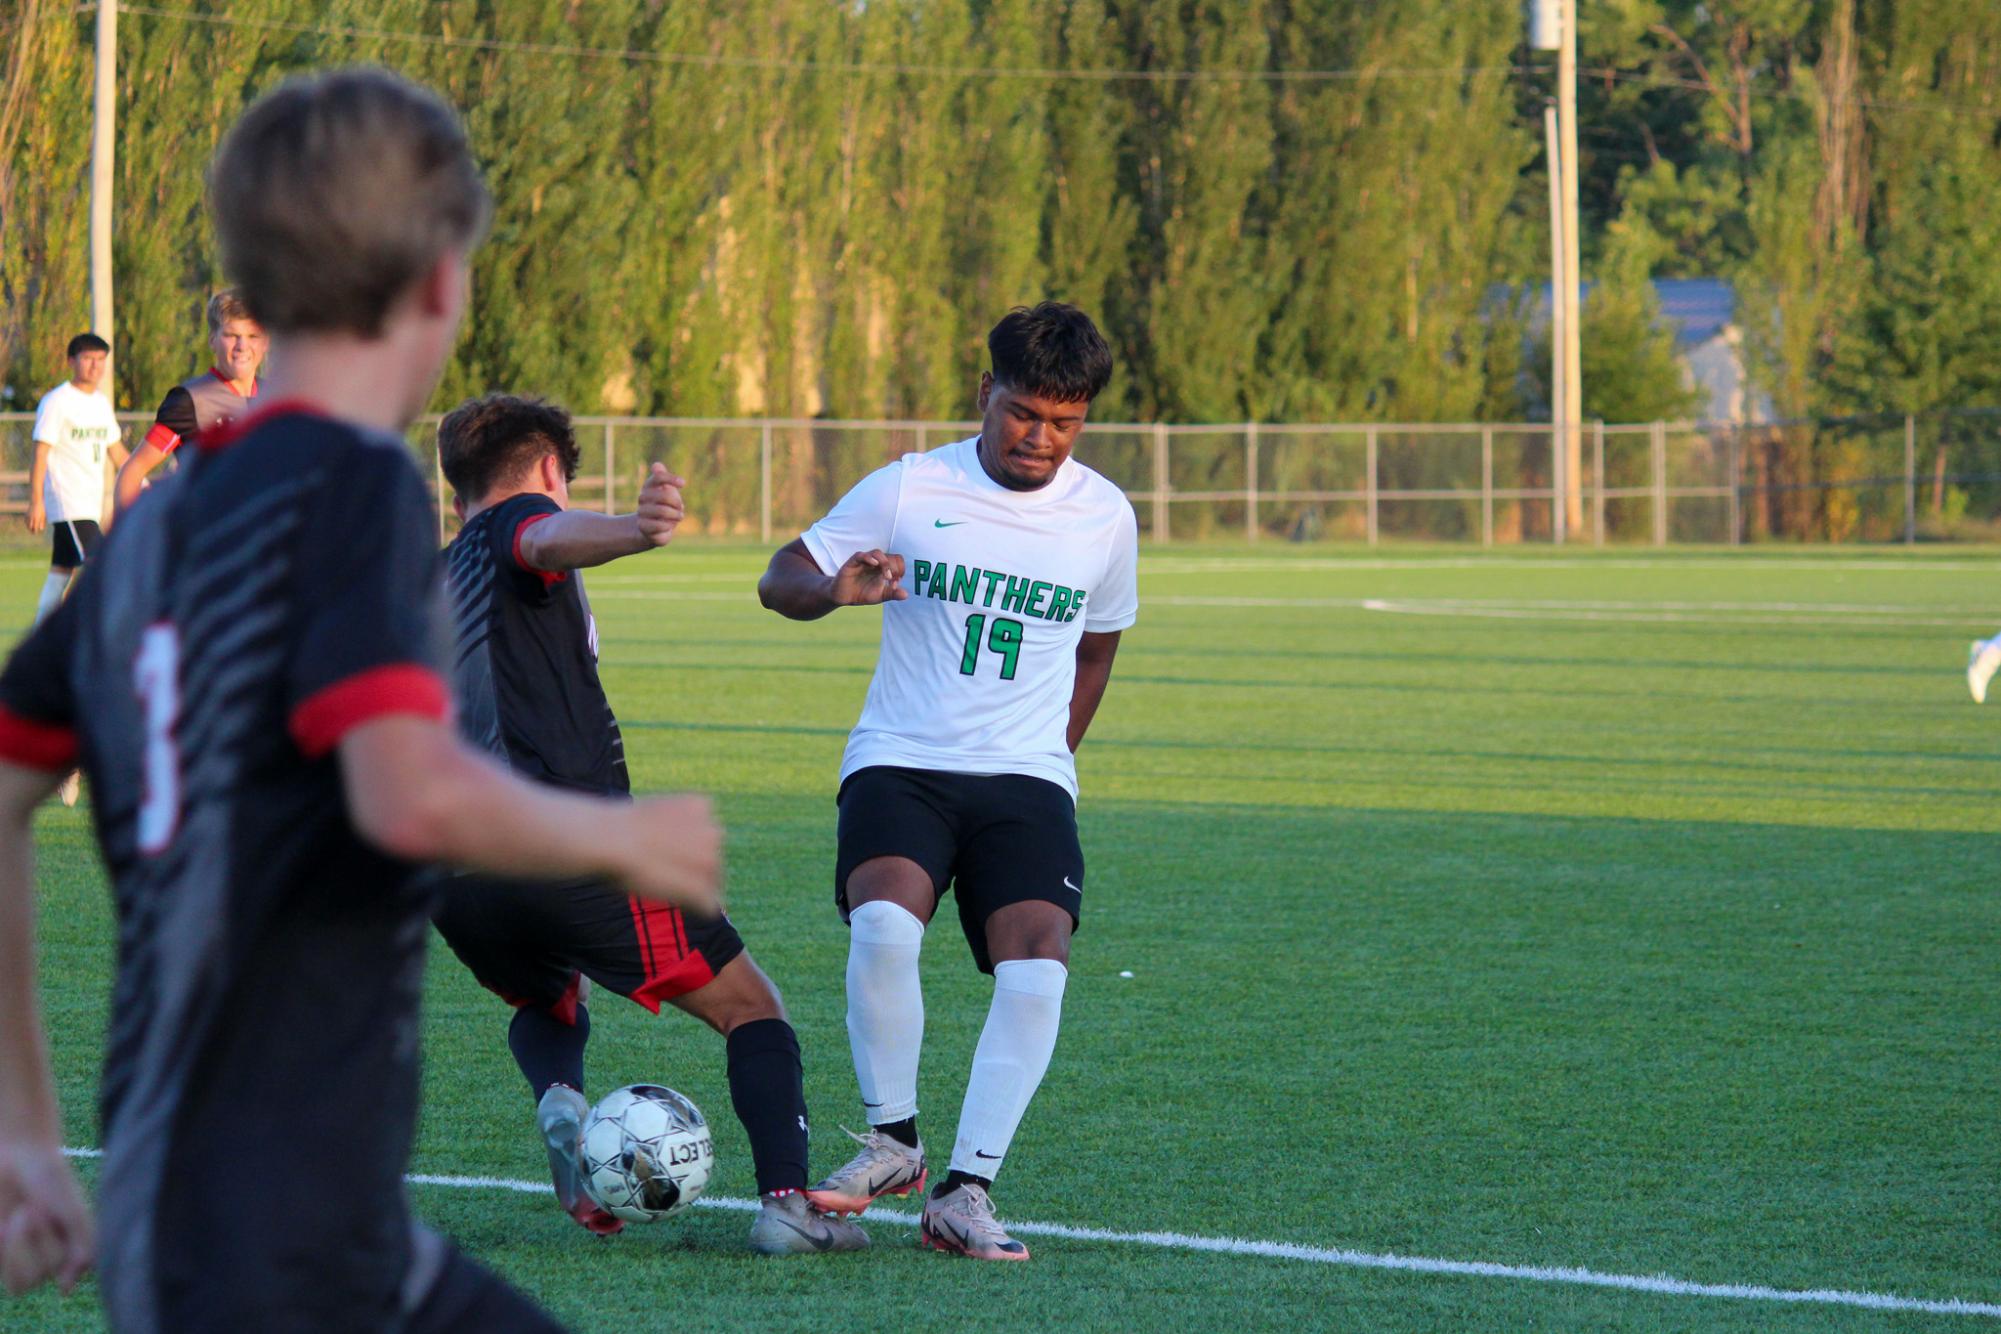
[[579, 1084, 715, 1222]]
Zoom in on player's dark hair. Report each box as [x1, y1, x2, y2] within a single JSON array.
[[208, 67, 492, 336], [206, 289, 256, 338], [65, 332, 109, 358], [987, 302, 1113, 404], [438, 394, 580, 503]]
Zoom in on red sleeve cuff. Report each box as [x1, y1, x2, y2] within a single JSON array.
[[0, 706, 78, 773], [512, 513, 568, 587], [288, 664, 450, 758], [143, 422, 182, 455]]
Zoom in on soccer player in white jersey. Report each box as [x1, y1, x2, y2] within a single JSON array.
[[758, 302, 1137, 1261], [26, 334, 127, 808], [27, 333, 127, 623]]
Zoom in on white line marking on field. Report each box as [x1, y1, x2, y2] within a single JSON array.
[[1358, 598, 1983, 627], [57, 1148, 2001, 1318], [1137, 556, 2001, 574]]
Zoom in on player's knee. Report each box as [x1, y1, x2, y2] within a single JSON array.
[[984, 901, 1072, 966]]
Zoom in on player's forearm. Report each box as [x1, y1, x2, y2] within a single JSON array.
[[346, 727, 631, 880], [1066, 633, 1122, 752], [757, 545, 839, 620], [0, 783, 61, 1141], [517, 510, 649, 573], [26, 449, 48, 509], [114, 446, 162, 514]]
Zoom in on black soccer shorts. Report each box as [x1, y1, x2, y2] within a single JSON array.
[[434, 874, 745, 1023], [49, 518, 101, 570], [834, 765, 1084, 974]]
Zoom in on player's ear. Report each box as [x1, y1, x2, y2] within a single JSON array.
[[451, 493, 466, 521], [413, 250, 470, 322], [977, 371, 993, 413]]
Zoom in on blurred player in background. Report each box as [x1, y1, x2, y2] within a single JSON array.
[[112, 290, 265, 513], [431, 393, 867, 1255], [27, 332, 126, 623], [27, 333, 126, 807], [0, 67, 720, 1331], [1968, 635, 2000, 702], [759, 303, 1138, 1261]]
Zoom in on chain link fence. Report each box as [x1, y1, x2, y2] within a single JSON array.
[[4, 409, 1999, 546]]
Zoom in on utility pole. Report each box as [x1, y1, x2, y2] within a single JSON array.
[[1530, 0, 1583, 539], [90, 0, 116, 392], [1543, 102, 1566, 544]]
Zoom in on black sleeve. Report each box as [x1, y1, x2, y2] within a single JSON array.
[[0, 595, 82, 771], [145, 386, 199, 454], [485, 492, 570, 604], [284, 440, 453, 758]]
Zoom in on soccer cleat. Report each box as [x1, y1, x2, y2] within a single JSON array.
[[56, 771, 80, 807], [1970, 639, 2001, 704], [803, 1125, 928, 1216], [537, 1085, 623, 1236], [747, 1190, 870, 1255], [919, 1181, 1029, 1261]]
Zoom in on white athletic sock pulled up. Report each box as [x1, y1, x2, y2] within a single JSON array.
[[948, 958, 1068, 1182], [34, 571, 69, 625], [845, 900, 925, 1126]]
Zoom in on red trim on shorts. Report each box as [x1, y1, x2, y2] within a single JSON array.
[[288, 664, 449, 758], [143, 421, 181, 455], [0, 706, 78, 772], [623, 900, 715, 1012], [476, 970, 584, 1027], [511, 513, 568, 586], [195, 398, 327, 454]]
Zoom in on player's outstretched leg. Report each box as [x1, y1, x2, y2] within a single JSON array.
[[509, 996, 623, 1235], [672, 955, 868, 1254], [1969, 637, 2001, 703], [807, 892, 931, 1215]]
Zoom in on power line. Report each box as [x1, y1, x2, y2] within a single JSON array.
[[117, 5, 1524, 84]]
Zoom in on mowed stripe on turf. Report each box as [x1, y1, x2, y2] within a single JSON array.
[[58, 1149, 2001, 1319]]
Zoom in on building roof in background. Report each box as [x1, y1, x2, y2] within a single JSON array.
[[1502, 277, 1739, 348]]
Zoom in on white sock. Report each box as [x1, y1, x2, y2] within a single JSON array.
[[33, 571, 70, 625], [948, 958, 1068, 1182], [845, 900, 925, 1126]]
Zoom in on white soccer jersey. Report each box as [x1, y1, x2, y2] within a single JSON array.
[[31, 381, 120, 523], [801, 436, 1139, 799]]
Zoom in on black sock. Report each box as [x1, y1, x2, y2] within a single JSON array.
[[874, 1116, 920, 1150], [508, 1001, 589, 1099], [936, 1169, 992, 1197], [726, 1018, 810, 1195]]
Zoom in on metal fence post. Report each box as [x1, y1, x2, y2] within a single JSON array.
[[1151, 423, 1169, 544], [1592, 420, 1605, 546], [1551, 423, 1565, 545], [603, 421, 615, 513], [1364, 425, 1378, 546], [1480, 424, 1493, 547], [1245, 422, 1259, 543], [1651, 420, 1668, 547], [759, 420, 773, 546], [1727, 425, 1742, 546], [1904, 413, 1917, 545]]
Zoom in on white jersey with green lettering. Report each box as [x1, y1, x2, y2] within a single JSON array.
[[800, 435, 1139, 799]]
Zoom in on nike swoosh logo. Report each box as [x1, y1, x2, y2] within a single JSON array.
[[934, 519, 966, 528], [1063, 877, 1081, 892], [771, 1214, 837, 1251], [974, 1150, 1002, 1160]]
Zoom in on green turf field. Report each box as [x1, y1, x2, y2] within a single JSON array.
[[6, 543, 1999, 1331]]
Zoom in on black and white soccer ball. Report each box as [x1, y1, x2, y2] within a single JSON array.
[[579, 1084, 714, 1223]]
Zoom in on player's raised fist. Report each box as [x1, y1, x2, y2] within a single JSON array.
[[635, 462, 686, 548], [0, 1142, 94, 1296], [831, 549, 908, 606], [621, 793, 724, 914]]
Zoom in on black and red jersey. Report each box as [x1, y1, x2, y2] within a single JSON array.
[[0, 404, 453, 1327], [443, 492, 628, 796], [142, 367, 260, 456]]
